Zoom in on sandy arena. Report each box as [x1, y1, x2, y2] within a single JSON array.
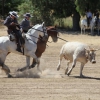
[[0, 26, 100, 100]]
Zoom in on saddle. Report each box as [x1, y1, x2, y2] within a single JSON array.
[[8, 23, 25, 43], [8, 23, 25, 54], [8, 30, 25, 46]]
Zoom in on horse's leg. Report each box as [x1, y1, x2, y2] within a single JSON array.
[[36, 58, 41, 72], [29, 58, 37, 69], [0, 53, 12, 77], [98, 26, 99, 35], [81, 26, 83, 34], [84, 27, 86, 34], [2, 64, 12, 77], [28, 52, 40, 70], [17, 56, 30, 72]]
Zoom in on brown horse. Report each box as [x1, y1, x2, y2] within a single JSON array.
[[18, 26, 59, 72]]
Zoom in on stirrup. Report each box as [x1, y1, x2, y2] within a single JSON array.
[[16, 48, 22, 53]]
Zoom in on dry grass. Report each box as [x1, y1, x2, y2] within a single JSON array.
[[0, 25, 100, 100]]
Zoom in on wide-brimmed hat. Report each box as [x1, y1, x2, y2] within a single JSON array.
[[9, 11, 19, 18], [23, 13, 33, 17]]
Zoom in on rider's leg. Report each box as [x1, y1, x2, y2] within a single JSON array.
[[14, 30, 23, 53]]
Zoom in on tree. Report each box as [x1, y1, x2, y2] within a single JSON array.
[[0, 0, 24, 18], [18, 0, 42, 24], [75, 0, 100, 15], [31, 0, 80, 30]]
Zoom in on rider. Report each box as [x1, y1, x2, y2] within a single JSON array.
[[86, 9, 93, 27], [4, 11, 24, 53], [20, 13, 33, 33], [94, 9, 99, 27]]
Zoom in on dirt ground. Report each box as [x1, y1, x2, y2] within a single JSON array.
[[0, 26, 100, 100]]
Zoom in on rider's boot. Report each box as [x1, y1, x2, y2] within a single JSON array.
[[16, 43, 22, 53]]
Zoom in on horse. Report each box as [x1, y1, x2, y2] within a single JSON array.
[[0, 22, 48, 77], [96, 19, 100, 35], [81, 16, 97, 35], [17, 26, 59, 72]]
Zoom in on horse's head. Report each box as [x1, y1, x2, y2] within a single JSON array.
[[41, 22, 48, 41], [47, 26, 58, 42], [92, 16, 97, 23]]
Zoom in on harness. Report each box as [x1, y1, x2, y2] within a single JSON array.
[[9, 24, 48, 55]]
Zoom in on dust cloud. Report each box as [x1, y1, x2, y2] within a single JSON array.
[[14, 68, 63, 78]]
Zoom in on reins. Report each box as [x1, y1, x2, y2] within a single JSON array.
[[57, 37, 68, 42], [27, 35, 49, 47], [31, 27, 45, 33]]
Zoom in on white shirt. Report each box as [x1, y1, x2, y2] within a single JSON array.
[[86, 11, 92, 18]]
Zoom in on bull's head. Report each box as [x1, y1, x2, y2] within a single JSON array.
[[85, 47, 99, 64]]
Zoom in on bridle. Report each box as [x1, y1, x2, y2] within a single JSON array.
[[27, 25, 48, 43], [31, 25, 48, 38]]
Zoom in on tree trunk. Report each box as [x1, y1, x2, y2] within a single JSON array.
[[2, 0, 4, 19], [72, 11, 80, 31]]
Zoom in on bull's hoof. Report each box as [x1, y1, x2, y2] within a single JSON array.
[[57, 67, 60, 71], [80, 74, 85, 78], [65, 69, 68, 75], [67, 72, 70, 76]]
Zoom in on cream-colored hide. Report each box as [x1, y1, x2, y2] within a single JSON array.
[[57, 42, 97, 77]]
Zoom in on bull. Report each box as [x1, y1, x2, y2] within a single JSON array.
[[57, 42, 98, 77]]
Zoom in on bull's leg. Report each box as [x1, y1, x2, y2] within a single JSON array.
[[57, 54, 63, 71], [80, 62, 85, 77], [67, 57, 76, 76], [65, 61, 70, 75]]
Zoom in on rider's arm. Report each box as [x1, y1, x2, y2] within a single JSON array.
[[20, 19, 30, 31], [4, 16, 11, 27]]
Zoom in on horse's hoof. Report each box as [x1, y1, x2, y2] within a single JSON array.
[[8, 74, 13, 78], [17, 69, 20, 71], [17, 68, 23, 72], [30, 63, 37, 69]]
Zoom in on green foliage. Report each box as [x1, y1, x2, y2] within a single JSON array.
[[31, 0, 76, 25], [75, 0, 100, 16], [0, 0, 24, 18], [18, 0, 42, 24]]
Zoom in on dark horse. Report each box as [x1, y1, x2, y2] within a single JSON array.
[[17, 26, 59, 72]]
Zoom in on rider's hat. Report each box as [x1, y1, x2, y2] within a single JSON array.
[[9, 11, 19, 18], [23, 13, 33, 18]]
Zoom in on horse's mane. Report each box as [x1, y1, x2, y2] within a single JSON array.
[[32, 24, 42, 29]]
